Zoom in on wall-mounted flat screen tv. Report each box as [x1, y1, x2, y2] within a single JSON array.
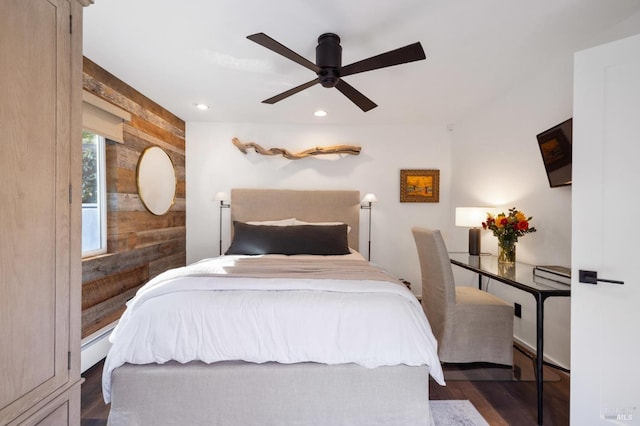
[[536, 118, 572, 188]]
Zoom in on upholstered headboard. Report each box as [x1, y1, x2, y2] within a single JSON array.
[[230, 189, 361, 251]]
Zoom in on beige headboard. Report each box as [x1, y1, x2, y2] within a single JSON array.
[[230, 189, 361, 251]]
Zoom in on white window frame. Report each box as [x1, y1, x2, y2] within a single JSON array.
[[80, 90, 130, 258], [82, 131, 107, 257]]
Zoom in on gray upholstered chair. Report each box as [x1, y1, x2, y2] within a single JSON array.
[[412, 227, 514, 365]]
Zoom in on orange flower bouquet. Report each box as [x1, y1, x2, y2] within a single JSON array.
[[482, 207, 536, 263]]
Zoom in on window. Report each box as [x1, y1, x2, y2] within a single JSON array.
[[81, 90, 130, 257], [82, 130, 107, 256]]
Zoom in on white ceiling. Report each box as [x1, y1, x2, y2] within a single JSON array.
[[83, 0, 640, 126]]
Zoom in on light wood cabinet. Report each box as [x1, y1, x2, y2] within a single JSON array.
[[0, 0, 85, 424]]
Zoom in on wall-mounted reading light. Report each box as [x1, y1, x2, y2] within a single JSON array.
[[360, 193, 377, 261], [214, 192, 231, 255]]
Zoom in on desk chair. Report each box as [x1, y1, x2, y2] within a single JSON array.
[[412, 227, 514, 365]]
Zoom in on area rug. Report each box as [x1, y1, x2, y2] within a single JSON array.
[[430, 400, 489, 426]]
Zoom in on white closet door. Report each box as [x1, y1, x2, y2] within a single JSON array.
[[572, 33, 640, 425]]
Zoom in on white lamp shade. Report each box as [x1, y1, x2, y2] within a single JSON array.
[[214, 192, 229, 202], [455, 207, 488, 228], [362, 193, 377, 204]]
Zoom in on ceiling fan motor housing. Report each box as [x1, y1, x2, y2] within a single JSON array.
[[316, 33, 342, 87]]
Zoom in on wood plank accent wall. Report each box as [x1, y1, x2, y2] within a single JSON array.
[[81, 57, 186, 338]]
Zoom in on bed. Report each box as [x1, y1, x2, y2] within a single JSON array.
[[103, 189, 444, 425]]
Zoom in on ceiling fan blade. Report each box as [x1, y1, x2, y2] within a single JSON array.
[[262, 79, 319, 104], [340, 42, 426, 77], [335, 80, 377, 112], [247, 33, 320, 73]]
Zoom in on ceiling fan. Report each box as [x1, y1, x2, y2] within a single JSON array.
[[247, 32, 426, 112]]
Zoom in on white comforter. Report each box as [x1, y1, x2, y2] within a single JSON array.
[[102, 254, 445, 402]]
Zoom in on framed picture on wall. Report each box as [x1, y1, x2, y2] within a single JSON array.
[[400, 169, 440, 203]]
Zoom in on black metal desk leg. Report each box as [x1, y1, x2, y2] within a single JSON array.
[[536, 295, 545, 425]]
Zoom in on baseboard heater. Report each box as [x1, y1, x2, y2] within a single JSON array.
[[81, 321, 117, 373]]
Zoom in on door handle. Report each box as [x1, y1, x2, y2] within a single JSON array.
[[578, 270, 624, 285]]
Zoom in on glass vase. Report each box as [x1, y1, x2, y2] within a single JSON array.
[[498, 239, 516, 264]]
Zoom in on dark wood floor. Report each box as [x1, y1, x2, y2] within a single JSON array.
[[81, 345, 569, 425], [430, 345, 570, 425]]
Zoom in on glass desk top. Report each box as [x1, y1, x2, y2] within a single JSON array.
[[448, 252, 571, 297]]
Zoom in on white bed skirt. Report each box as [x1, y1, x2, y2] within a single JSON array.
[[108, 360, 432, 426]]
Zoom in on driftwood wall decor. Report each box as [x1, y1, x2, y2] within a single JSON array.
[[232, 137, 361, 160]]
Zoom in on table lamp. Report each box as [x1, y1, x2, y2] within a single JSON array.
[[455, 207, 487, 256]]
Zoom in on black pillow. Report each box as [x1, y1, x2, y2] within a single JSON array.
[[225, 221, 350, 256]]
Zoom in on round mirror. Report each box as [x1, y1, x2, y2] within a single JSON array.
[[136, 146, 176, 215]]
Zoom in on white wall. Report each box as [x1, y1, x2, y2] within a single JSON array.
[[448, 10, 640, 370], [449, 54, 574, 264], [448, 53, 575, 368], [186, 122, 452, 291]]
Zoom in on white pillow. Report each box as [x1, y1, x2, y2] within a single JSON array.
[[293, 219, 352, 233], [246, 218, 297, 226]]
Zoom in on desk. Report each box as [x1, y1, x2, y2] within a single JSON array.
[[448, 252, 570, 425]]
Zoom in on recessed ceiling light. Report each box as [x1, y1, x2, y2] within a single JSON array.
[[195, 103, 209, 110], [314, 110, 327, 117]]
